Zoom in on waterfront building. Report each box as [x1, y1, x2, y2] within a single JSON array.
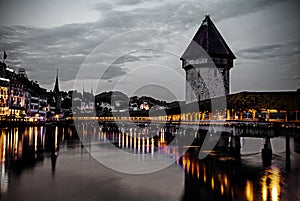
[[0, 62, 9, 116], [0, 62, 49, 119], [7, 68, 26, 116], [18, 68, 48, 119]]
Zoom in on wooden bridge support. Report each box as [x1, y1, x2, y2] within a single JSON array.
[[262, 137, 272, 167], [229, 136, 241, 157]]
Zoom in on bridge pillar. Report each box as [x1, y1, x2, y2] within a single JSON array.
[[262, 137, 272, 166], [229, 136, 241, 157], [235, 137, 241, 157]]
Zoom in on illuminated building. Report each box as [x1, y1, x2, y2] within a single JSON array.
[[140, 101, 150, 110], [0, 62, 48, 119], [18, 68, 48, 119], [0, 62, 26, 117], [0, 76, 9, 116]]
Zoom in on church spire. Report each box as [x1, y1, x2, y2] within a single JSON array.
[[90, 84, 93, 95], [82, 83, 85, 100], [53, 69, 59, 93]]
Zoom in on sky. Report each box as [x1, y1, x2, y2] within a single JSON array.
[[0, 0, 299, 101]]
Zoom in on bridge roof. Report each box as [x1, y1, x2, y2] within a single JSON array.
[[226, 91, 300, 111], [166, 90, 300, 114]]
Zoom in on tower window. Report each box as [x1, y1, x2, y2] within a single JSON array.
[[214, 69, 217, 77]]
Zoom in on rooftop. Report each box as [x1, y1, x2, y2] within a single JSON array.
[[181, 15, 236, 60]]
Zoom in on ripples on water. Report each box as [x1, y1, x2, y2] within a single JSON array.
[[0, 124, 299, 201]]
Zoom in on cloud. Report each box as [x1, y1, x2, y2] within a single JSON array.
[[281, 75, 300, 80], [237, 40, 300, 60], [0, 23, 103, 85], [93, 0, 287, 31], [101, 65, 128, 80], [111, 50, 162, 66], [0, 0, 297, 96]]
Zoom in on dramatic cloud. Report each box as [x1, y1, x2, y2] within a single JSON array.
[[0, 0, 299, 100], [237, 40, 300, 60], [0, 24, 96, 84], [92, 0, 287, 31]]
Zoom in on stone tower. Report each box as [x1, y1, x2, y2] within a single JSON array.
[[181, 15, 236, 103]]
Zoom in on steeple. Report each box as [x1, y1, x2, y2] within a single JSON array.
[[53, 69, 59, 93], [53, 69, 61, 113], [90, 84, 93, 95], [82, 83, 85, 100]]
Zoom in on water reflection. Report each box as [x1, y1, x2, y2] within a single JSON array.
[[261, 166, 282, 201], [0, 125, 80, 193], [0, 124, 298, 201], [180, 150, 287, 201], [77, 123, 181, 157], [245, 180, 254, 201]]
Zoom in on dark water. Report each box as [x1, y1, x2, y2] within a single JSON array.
[[0, 124, 299, 201]]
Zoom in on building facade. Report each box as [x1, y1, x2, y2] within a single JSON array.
[[0, 62, 50, 119], [0, 62, 27, 117]]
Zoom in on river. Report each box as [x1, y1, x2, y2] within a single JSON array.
[[0, 124, 299, 201]]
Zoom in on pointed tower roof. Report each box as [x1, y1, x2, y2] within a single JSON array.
[[181, 15, 236, 60], [53, 69, 59, 93]]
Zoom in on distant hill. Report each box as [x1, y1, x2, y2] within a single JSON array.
[[95, 91, 128, 103], [129, 96, 166, 107], [95, 90, 183, 110]]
